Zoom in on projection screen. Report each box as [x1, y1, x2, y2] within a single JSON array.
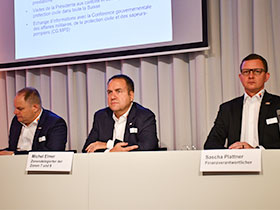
[[0, 0, 208, 70]]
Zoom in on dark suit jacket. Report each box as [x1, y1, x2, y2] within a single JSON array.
[[82, 102, 159, 152], [7, 109, 67, 154], [204, 91, 280, 149]]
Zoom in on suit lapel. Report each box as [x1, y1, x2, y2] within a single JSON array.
[[258, 91, 272, 145], [12, 120, 23, 150], [233, 96, 244, 140], [124, 103, 136, 142], [32, 109, 45, 150], [106, 108, 115, 139]]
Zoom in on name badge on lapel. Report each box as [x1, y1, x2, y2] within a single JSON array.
[[130, 127, 138, 134], [266, 117, 278, 125], [39, 136, 46, 142]]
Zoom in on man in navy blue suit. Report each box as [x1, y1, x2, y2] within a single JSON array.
[[204, 53, 280, 149], [0, 87, 67, 155], [83, 74, 159, 152]]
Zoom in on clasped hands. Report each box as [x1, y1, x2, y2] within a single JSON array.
[[85, 141, 138, 153], [228, 141, 254, 149]]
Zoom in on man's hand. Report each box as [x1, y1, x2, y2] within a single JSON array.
[[85, 141, 107, 153], [0, 151, 14, 155], [110, 142, 138, 152], [229, 141, 254, 149]]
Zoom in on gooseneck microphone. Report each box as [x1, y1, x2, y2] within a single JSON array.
[[276, 109, 280, 130]]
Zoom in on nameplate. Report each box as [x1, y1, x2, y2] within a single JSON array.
[[200, 149, 261, 172], [26, 152, 74, 173]]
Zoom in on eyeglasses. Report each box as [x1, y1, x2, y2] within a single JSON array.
[[241, 68, 266, 76]]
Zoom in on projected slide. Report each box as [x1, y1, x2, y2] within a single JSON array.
[[14, 0, 173, 59]]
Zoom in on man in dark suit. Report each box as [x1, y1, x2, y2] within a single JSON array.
[[0, 87, 67, 155], [83, 74, 158, 152], [204, 53, 280, 149]]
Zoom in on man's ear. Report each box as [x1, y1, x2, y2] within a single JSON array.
[[265, 72, 270, 82], [129, 91, 134, 102], [238, 73, 242, 80], [32, 103, 40, 113]]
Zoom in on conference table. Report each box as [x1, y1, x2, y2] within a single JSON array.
[[1, 150, 279, 209]]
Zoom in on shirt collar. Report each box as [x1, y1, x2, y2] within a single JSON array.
[[113, 102, 133, 122], [21, 108, 43, 128], [243, 89, 265, 102]]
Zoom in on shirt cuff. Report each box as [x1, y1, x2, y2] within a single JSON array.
[[256, 145, 265, 150], [106, 140, 114, 150], [104, 149, 111, 153]]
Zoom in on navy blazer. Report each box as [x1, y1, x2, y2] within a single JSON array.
[[82, 102, 159, 152], [7, 109, 67, 153], [204, 91, 280, 149]]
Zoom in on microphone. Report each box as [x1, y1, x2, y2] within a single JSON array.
[[276, 109, 280, 130]]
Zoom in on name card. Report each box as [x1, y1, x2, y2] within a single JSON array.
[[200, 149, 261, 172], [26, 152, 74, 173]]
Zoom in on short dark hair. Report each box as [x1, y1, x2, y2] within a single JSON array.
[[17, 87, 42, 106], [240, 53, 268, 72], [108, 74, 134, 92]]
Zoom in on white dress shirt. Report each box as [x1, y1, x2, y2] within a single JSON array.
[[240, 89, 264, 148], [105, 103, 133, 151], [17, 109, 42, 151]]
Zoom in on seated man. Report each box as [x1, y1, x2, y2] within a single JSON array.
[[0, 87, 67, 155], [83, 74, 159, 152], [204, 53, 280, 149]]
